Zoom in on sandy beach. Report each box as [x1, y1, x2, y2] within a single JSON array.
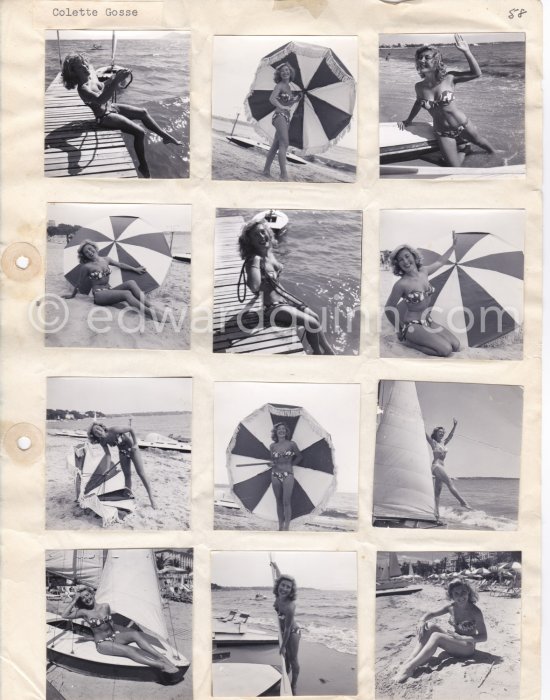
[[45, 238, 191, 350], [46, 599, 192, 700], [376, 583, 520, 700], [46, 433, 190, 530]]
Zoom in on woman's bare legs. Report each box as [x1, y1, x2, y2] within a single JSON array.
[[100, 112, 150, 177], [115, 104, 181, 145], [281, 474, 295, 530], [271, 475, 285, 531], [286, 629, 301, 694], [130, 448, 156, 508], [437, 136, 466, 167], [92, 288, 158, 319], [403, 323, 456, 357], [264, 114, 290, 180], [268, 305, 335, 355], [432, 466, 471, 508], [462, 122, 495, 154], [96, 630, 178, 672], [263, 134, 280, 177], [397, 627, 474, 682], [433, 478, 443, 518]]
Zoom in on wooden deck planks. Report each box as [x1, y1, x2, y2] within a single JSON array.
[[213, 216, 306, 355], [44, 74, 138, 178]]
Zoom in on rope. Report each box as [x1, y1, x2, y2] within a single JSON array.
[[56, 30, 62, 69]]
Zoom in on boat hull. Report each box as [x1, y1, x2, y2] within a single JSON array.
[[213, 662, 281, 697], [380, 121, 439, 163]]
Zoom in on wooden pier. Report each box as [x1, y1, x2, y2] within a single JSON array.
[[44, 74, 138, 178], [213, 216, 306, 354]]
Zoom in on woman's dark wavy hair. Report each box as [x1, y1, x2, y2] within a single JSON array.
[[430, 426, 446, 440], [75, 585, 95, 609], [61, 52, 89, 90], [77, 239, 100, 264], [415, 45, 447, 83], [238, 218, 274, 260], [271, 422, 291, 441], [273, 574, 297, 600], [389, 245, 423, 277], [273, 62, 296, 83], [447, 578, 478, 603], [87, 422, 108, 443]]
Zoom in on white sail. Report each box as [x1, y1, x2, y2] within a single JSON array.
[[46, 550, 105, 588], [373, 381, 437, 522], [96, 549, 169, 642], [389, 552, 401, 578]]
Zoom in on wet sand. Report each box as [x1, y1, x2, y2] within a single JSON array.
[[214, 501, 357, 532]]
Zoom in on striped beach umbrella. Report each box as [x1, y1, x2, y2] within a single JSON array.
[[226, 403, 337, 524], [64, 215, 172, 295], [246, 42, 356, 155], [418, 232, 524, 348]]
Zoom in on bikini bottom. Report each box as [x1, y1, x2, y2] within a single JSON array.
[[96, 631, 120, 644], [434, 118, 469, 139], [272, 471, 293, 482], [264, 300, 307, 318], [95, 105, 120, 125], [398, 315, 433, 342], [272, 110, 290, 125]]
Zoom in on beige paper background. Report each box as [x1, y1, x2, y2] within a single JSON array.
[[0, 0, 542, 698]]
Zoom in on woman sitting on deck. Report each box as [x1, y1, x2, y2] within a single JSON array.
[[61, 52, 180, 178], [238, 218, 334, 354]]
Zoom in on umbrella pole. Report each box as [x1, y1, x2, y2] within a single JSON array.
[[229, 113, 239, 139], [269, 554, 293, 696]]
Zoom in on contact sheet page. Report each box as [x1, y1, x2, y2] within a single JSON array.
[[0, 1, 542, 699]]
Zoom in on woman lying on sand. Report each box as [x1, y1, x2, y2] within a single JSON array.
[[62, 586, 179, 682], [63, 240, 164, 320], [88, 422, 156, 508], [426, 420, 471, 517], [397, 578, 487, 683], [398, 35, 495, 167], [262, 62, 302, 181], [270, 561, 301, 694], [61, 52, 180, 178], [238, 218, 334, 354], [384, 240, 460, 357], [270, 422, 302, 531]]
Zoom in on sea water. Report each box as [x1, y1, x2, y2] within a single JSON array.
[[218, 208, 362, 354], [379, 42, 525, 168], [45, 36, 190, 178], [47, 412, 192, 441], [438, 477, 519, 530], [212, 587, 357, 655]]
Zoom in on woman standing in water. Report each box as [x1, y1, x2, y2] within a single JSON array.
[[270, 560, 301, 694], [61, 52, 181, 178], [384, 239, 460, 357], [269, 423, 303, 531], [426, 419, 471, 517], [88, 422, 156, 508], [238, 218, 334, 354], [397, 578, 487, 683], [398, 35, 495, 166], [262, 62, 302, 180]]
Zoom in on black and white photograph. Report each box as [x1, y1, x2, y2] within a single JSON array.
[[214, 208, 362, 355], [214, 382, 359, 531], [45, 30, 190, 178], [212, 36, 357, 182], [46, 377, 192, 530], [211, 550, 357, 697], [373, 380, 522, 530], [375, 550, 521, 699], [379, 33, 525, 178], [44, 203, 191, 350], [380, 209, 524, 359], [46, 548, 193, 699]]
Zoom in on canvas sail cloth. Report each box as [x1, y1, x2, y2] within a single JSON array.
[[245, 41, 356, 155], [377, 552, 402, 582], [46, 549, 106, 588], [418, 232, 524, 348], [227, 403, 337, 523], [67, 441, 136, 526], [64, 215, 172, 295], [373, 381, 437, 524]]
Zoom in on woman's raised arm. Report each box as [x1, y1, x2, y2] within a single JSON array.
[[451, 34, 482, 82], [444, 418, 458, 445], [425, 233, 456, 275]]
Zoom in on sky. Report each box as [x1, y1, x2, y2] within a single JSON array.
[[380, 209, 525, 251], [381, 33, 525, 46], [413, 381, 523, 478], [212, 35, 357, 148], [48, 377, 192, 414], [211, 551, 357, 590], [47, 203, 191, 232], [214, 382, 360, 492]]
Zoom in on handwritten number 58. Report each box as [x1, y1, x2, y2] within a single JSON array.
[[508, 8, 527, 19]]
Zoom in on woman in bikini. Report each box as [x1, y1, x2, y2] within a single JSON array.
[[238, 218, 334, 355], [88, 422, 156, 508], [63, 240, 164, 321], [398, 35, 495, 167], [270, 561, 300, 694], [262, 62, 302, 181], [397, 578, 487, 683], [61, 586, 179, 681], [384, 239, 459, 357], [61, 52, 181, 178], [426, 420, 471, 517], [269, 422, 303, 531]]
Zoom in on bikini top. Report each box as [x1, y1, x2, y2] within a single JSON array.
[[278, 91, 293, 105], [87, 614, 112, 628], [402, 285, 435, 304], [450, 610, 476, 635], [88, 266, 111, 280], [420, 90, 455, 110], [272, 448, 295, 459], [431, 441, 447, 460]]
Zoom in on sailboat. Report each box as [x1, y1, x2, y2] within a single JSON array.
[[376, 553, 422, 597], [46, 549, 190, 684], [372, 381, 440, 528]]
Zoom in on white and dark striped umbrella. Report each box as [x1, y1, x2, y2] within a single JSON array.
[[64, 215, 172, 294], [419, 232, 524, 348], [227, 403, 337, 523], [246, 41, 356, 155]]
